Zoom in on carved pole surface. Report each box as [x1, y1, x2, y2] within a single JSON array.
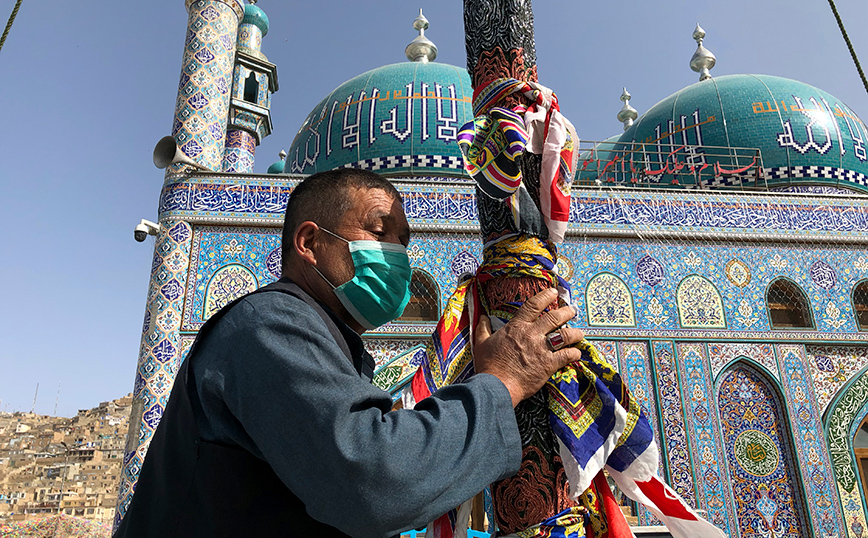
[[464, 0, 579, 533]]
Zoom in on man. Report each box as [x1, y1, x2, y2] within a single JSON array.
[[116, 168, 584, 538]]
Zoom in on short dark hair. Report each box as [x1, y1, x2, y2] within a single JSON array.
[[281, 168, 401, 270]]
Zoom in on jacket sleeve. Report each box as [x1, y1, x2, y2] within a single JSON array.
[[192, 292, 522, 538]]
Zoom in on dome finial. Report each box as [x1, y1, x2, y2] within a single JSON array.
[[405, 9, 437, 63], [617, 87, 638, 131], [690, 23, 716, 81]]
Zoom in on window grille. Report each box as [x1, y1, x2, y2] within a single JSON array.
[[766, 278, 813, 329], [396, 270, 440, 322], [853, 281, 868, 330]]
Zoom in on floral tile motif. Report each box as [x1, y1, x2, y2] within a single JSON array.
[[676, 275, 726, 329], [616, 341, 663, 526], [707, 343, 778, 381], [676, 342, 736, 535], [364, 338, 423, 368], [652, 342, 696, 504], [718, 364, 810, 537], [116, 220, 193, 524], [183, 226, 282, 330], [805, 345, 868, 414], [776, 344, 845, 537], [586, 273, 635, 327]]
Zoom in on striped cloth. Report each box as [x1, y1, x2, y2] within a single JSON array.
[[457, 79, 579, 244], [406, 235, 725, 538]]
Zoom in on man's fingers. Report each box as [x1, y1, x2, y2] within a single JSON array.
[[512, 288, 559, 323], [550, 347, 584, 370], [474, 314, 492, 345], [555, 327, 584, 348], [535, 304, 578, 334]]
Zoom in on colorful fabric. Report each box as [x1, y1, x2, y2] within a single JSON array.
[[457, 78, 579, 244], [407, 235, 725, 538]]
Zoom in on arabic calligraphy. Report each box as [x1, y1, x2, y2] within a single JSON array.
[[158, 181, 868, 235], [289, 82, 470, 174]]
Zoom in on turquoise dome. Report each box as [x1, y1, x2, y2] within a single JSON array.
[[287, 62, 473, 177], [605, 75, 868, 191], [242, 4, 269, 36], [267, 159, 285, 174]]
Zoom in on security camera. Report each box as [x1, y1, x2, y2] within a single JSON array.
[[134, 219, 162, 243]]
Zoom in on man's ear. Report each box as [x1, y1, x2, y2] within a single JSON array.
[[293, 221, 319, 265]]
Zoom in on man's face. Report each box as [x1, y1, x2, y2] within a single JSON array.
[[316, 186, 411, 294]]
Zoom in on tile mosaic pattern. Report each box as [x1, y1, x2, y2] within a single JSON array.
[[237, 22, 262, 52], [222, 129, 256, 173], [824, 362, 868, 538], [650, 341, 696, 504], [364, 338, 424, 368], [676, 275, 726, 328], [708, 343, 779, 382], [804, 345, 868, 414], [157, 176, 868, 241], [615, 341, 663, 526], [372, 345, 428, 397], [182, 226, 281, 330], [116, 221, 193, 526], [776, 344, 846, 538], [585, 273, 635, 327], [677, 342, 736, 535], [287, 62, 473, 178], [717, 364, 810, 537], [558, 240, 866, 336], [170, 0, 243, 172]]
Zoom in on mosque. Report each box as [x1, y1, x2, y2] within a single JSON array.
[[117, 1, 868, 537]]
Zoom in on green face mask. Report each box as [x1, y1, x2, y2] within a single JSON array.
[[313, 227, 413, 329]]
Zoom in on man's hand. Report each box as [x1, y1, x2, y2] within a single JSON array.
[[473, 288, 585, 407]]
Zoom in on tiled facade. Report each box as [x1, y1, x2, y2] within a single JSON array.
[[119, 4, 868, 537], [171, 0, 244, 172]]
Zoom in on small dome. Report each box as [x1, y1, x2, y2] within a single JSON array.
[[242, 3, 269, 36], [287, 62, 472, 177], [609, 74, 868, 191], [267, 160, 285, 174]]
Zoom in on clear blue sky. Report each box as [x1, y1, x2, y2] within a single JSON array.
[[0, 0, 865, 416]]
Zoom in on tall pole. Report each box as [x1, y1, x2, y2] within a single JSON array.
[[463, 1, 578, 533], [30, 383, 38, 414]]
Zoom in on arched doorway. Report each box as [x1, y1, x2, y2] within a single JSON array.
[[718, 363, 810, 537]]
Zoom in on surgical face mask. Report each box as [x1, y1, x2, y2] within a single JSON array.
[[312, 227, 413, 329]]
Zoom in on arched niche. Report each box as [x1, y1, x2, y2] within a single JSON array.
[[676, 274, 726, 328], [395, 269, 440, 322], [825, 364, 868, 537], [717, 362, 810, 536], [585, 272, 636, 327], [203, 264, 258, 320], [766, 277, 814, 329]]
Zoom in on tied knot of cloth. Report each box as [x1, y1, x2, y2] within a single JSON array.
[[405, 236, 727, 538], [457, 78, 580, 244]]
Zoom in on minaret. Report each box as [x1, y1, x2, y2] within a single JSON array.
[[221, 0, 279, 173], [170, 0, 245, 172], [115, 0, 244, 528]]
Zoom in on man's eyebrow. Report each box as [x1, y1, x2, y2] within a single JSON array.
[[365, 210, 392, 225]]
